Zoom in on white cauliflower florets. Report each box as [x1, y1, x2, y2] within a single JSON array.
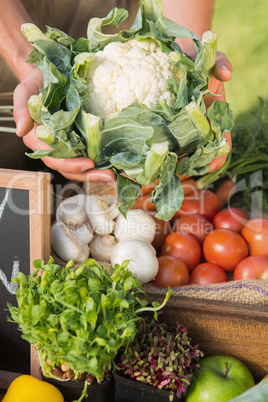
[[86, 39, 181, 119]]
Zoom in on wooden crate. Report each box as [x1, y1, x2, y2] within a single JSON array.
[[146, 294, 268, 382]]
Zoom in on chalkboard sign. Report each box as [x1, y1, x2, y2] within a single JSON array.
[[0, 169, 51, 386]]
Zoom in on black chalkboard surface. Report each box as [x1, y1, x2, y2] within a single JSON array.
[[0, 169, 51, 386], [0, 187, 30, 374]]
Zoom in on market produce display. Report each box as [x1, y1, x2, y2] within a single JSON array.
[[22, 0, 233, 220], [2, 1, 268, 401]]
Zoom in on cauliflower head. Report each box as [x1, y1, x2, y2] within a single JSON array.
[[85, 39, 181, 119]]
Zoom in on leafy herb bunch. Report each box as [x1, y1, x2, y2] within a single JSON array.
[[197, 97, 268, 211], [117, 316, 203, 400], [8, 258, 171, 385]]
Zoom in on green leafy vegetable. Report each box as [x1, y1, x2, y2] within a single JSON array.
[[22, 0, 234, 220], [7, 257, 172, 387], [197, 98, 268, 211], [117, 316, 203, 400]]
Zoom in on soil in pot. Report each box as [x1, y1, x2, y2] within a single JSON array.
[[42, 374, 114, 402], [114, 373, 181, 402]]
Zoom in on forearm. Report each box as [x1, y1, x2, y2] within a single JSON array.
[[162, 0, 214, 56], [0, 0, 34, 82]]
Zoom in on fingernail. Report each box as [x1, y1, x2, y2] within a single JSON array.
[[16, 118, 23, 135], [220, 64, 232, 73]]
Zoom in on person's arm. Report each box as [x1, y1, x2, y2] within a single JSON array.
[[163, 0, 214, 55], [0, 0, 34, 81]]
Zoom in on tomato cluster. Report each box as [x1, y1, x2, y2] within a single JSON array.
[[149, 190, 268, 288]]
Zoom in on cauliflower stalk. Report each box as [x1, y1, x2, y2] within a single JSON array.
[[23, 0, 234, 221]]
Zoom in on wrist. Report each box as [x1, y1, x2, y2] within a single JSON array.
[[176, 38, 197, 59], [12, 42, 35, 82]]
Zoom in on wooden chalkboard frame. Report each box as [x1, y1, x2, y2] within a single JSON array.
[[0, 168, 51, 387]]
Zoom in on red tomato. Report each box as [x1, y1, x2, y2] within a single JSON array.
[[233, 256, 268, 280], [140, 180, 159, 196], [153, 255, 190, 287], [161, 232, 202, 272], [173, 214, 214, 245], [131, 192, 156, 211], [150, 214, 172, 252], [241, 218, 268, 256], [178, 190, 220, 221], [212, 207, 249, 233], [203, 229, 248, 272], [190, 263, 228, 285]]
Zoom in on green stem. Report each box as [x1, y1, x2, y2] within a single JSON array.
[[47, 295, 84, 314], [228, 155, 268, 170], [195, 31, 217, 78], [160, 99, 174, 118], [37, 125, 57, 146], [136, 142, 169, 186], [185, 101, 211, 139], [223, 362, 228, 378], [196, 151, 232, 189], [135, 288, 172, 315], [76, 110, 102, 161], [74, 380, 88, 402], [232, 162, 268, 176]]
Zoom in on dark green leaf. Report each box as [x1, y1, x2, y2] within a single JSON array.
[[96, 118, 153, 164], [116, 174, 141, 217], [45, 26, 76, 47], [39, 60, 68, 110], [152, 153, 184, 220], [207, 100, 235, 136], [32, 40, 72, 70], [110, 152, 144, 169], [87, 8, 128, 51]]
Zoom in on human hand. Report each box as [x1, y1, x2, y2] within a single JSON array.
[[206, 51, 233, 173], [13, 69, 116, 183]]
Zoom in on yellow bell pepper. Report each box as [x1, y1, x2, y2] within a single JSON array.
[[3, 375, 64, 402]]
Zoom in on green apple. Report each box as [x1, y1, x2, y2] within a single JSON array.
[[184, 355, 255, 402]]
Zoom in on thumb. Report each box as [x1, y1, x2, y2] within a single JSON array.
[[213, 52, 233, 82], [13, 69, 43, 137]]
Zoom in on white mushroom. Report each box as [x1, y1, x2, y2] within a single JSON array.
[[102, 194, 120, 220], [51, 221, 90, 263], [110, 239, 159, 284], [114, 209, 156, 243], [74, 224, 94, 245], [56, 202, 87, 227], [56, 193, 115, 236], [57, 194, 87, 209], [90, 234, 117, 262], [83, 194, 115, 236]]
